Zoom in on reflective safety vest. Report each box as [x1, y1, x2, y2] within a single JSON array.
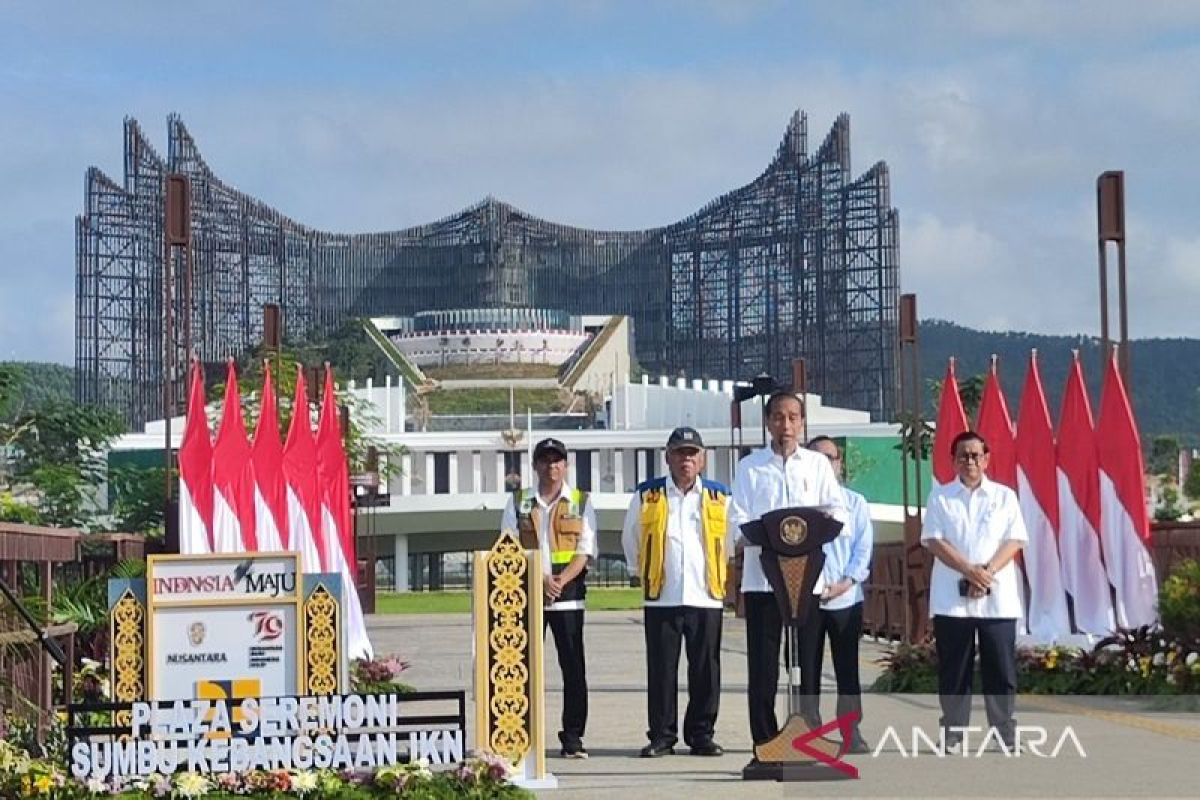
[[636, 477, 729, 601], [512, 487, 590, 603]]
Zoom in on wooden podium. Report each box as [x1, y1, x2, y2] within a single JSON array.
[[738, 506, 854, 781]]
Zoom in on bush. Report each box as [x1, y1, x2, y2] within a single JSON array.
[[871, 630, 1200, 696], [1159, 559, 1200, 643], [350, 654, 414, 695], [871, 642, 938, 693], [873, 560, 1200, 696]]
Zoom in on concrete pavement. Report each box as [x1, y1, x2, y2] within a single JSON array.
[[368, 610, 1198, 799]]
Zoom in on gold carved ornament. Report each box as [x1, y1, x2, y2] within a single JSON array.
[[487, 531, 531, 764], [780, 515, 808, 546], [111, 590, 145, 728], [305, 585, 338, 695]]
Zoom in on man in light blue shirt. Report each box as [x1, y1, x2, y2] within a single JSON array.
[[798, 436, 873, 753]]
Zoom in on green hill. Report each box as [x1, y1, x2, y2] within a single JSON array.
[[0, 361, 75, 421], [918, 320, 1200, 444], [4, 319, 1197, 443]]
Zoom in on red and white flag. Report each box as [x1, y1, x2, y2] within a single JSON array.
[[178, 360, 214, 554], [976, 358, 1017, 489], [975, 358, 1030, 634], [1096, 354, 1158, 628], [1056, 354, 1116, 635], [282, 366, 327, 575], [211, 362, 257, 553], [252, 362, 287, 553], [932, 358, 969, 485], [315, 366, 372, 659], [1014, 351, 1070, 642]]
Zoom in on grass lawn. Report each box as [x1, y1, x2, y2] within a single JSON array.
[[374, 587, 643, 614], [424, 363, 560, 380], [424, 386, 563, 415]]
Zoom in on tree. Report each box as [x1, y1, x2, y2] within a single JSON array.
[[1149, 436, 1180, 476], [1155, 479, 1185, 522], [895, 410, 934, 461], [0, 363, 24, 421], [7, 401, 125, 479], [1184, 459, 1200, 502], [927, 373, 987, 422], [3, 400, 125, 529], [109, 465, 168, 538]]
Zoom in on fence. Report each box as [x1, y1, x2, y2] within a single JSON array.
[[861, 523, 1200, 642], [0, 523, 81, 740]]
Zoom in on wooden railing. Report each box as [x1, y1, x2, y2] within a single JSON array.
[[862, 524, 1200, 642], [0, 522, 83, 740], [1150, 521, 1200, 579]]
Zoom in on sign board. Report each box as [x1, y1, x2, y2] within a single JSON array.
[[67, 692, 467, 779], [147, 553, 304, 701], [79, 553, 470, 780]]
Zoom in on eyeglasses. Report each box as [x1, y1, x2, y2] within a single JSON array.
[[956, 452, 987, 463]]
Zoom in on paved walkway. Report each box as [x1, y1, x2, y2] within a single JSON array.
[[368, 610, 1198, 799]]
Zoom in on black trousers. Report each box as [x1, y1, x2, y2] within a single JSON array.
[[798, 601, 864, 728], [932, 615, 1017, 742], [744, 591, 783, 745], [643, 605, 723, 747], [545, 610, 588, 748]]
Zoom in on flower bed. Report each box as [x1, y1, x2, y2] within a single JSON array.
[[872, 560, 1200, 702], [2, 645, 523, 800], [0, 742, 530, 800], [872, 628, 1200, 697]]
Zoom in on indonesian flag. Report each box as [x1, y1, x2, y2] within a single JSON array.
[[975, 358, 1030, 634], [1056, 354, 1116, 634], [315, 366, 372, 659], [1096, 354, 1158, 628], [932, 358, 969, 485], [251, 362, 287, 553], [178, 360, 214, 554], [282, 366, 326, 575], [975, 358, 1017, 489], [211, 362, 258, 553], [1014, 351, 1070, 642]]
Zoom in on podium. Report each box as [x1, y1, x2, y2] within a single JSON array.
[[739, 506, 853, 781]]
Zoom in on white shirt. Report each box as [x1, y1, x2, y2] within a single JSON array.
[[819, 486, 874, 611], [620, 478, 728, 610], [920, 477, 1029, 619], [728, 446, 849, 594], [500, 483, 597, 612]]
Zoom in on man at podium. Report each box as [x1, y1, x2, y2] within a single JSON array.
[[728, 391, 848, 749]]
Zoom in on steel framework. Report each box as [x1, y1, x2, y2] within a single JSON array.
[[76, 111, 899, 427]]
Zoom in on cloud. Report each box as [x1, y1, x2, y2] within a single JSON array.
[[2, 2, 1199, 365]]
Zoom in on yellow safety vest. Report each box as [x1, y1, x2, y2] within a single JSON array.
[[636, 477, 728, 601]]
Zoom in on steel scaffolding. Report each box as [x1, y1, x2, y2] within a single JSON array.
[[76, 111, 899, 427]]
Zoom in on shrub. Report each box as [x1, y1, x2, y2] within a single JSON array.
[[1159, 559, 1200, 643], [351, 654, 414, 694]]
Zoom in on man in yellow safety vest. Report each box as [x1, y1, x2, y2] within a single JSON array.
[[622, 427, 729, 758]]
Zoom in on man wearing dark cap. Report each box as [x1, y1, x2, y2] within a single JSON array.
[[500, 437, 597, 758], [621, 427, 730, 758]]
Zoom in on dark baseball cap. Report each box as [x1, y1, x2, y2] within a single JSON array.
[[666, 426, 705, 452], [533, 437, 568, 461]]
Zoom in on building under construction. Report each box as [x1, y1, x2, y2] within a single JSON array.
[[76, 111, 899, 427]]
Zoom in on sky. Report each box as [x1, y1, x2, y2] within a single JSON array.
[[2, 0, 1199, 365]]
